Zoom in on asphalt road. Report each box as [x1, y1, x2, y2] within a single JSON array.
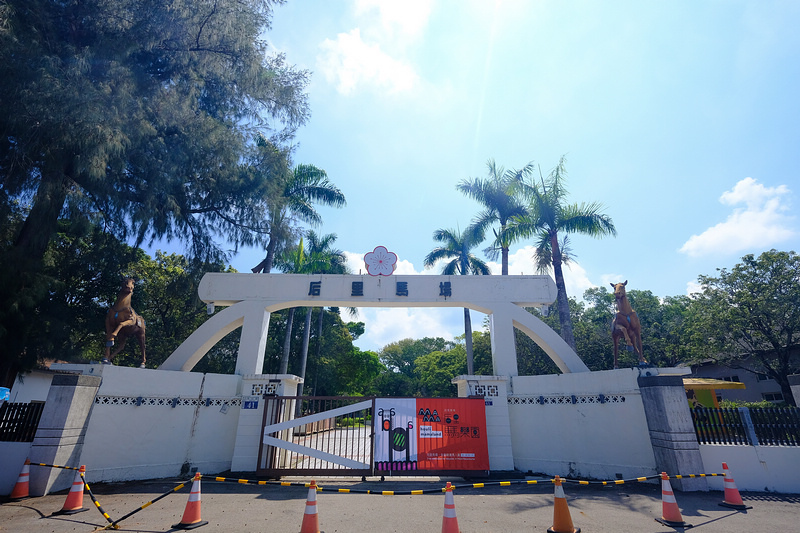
[[1, 475, 797, 533]]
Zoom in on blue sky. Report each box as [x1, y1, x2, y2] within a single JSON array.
[[213, 0, 799, 352]]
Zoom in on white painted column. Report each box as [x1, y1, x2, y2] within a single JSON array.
[[489, 308, 519, 377], [231, 374, 302, 472], [234, 301, 271, 375], [453, 375, 515, 471]]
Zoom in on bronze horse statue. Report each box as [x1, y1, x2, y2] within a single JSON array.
[[610, 280, 646, 369], [104, 277, 146, 368]]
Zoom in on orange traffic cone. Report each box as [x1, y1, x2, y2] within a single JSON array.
[[172, 473, 208, 530], [10, 458, 30, 500], [441, 482, 460, 533], [547, 476, 580, 533], [655, 472, 692, 528], [720, 462, 751, 510], [52, 465, 88, 515], [300, 479, 321, 533]]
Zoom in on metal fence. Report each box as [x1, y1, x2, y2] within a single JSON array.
[[691, 406, 800, 446], [0, 402, 45, 442], [258, 396, 375, 478]]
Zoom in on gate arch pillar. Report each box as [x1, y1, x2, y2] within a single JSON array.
[[489, 306, 519, 377]]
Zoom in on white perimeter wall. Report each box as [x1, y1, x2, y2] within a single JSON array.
[[508, 369, 658, 480], [6, 365, 800, 494], [53, 364, 242, 482], [699, 445, 800, 493]]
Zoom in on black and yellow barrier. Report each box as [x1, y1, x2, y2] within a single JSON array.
[[29, 461, 81, 471], [98, 476, 194, 531], [82, 472, 117, 529], [205, 472, 726, 495]]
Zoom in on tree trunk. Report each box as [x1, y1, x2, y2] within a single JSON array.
[[297, 307, 313, 396], [551, 233, 577, 351], [251, 237, 278, 273], [501, 245, 509, 275], [14, 170, 71, 264], [778, 376, 796, 407], [1, 169, 71, 384], [312, 308, 324, 395], [279, 307, 296, 374], [464, 307, 474, 375]]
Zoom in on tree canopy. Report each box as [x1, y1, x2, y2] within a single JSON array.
[[508, 157, 616, 350], [688, 250, 800, 405], [457, 160, 528, 275], [0, 0, 309, 380], [1, 0, 309, 263], [424, 226, 490, 374]]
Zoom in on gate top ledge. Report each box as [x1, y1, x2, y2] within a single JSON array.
[[198, 273, 557, 312]]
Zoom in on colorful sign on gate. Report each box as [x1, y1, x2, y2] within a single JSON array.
[[373, 398, 489, 472]]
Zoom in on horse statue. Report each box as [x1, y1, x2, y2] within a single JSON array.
[[104, 277, 147, 368], [610, 280, 646, 369]]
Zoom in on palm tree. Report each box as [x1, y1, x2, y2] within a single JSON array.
[[508, 156, 616, 351], [424, 227, 491, 374], [275, 232, 350, 397], [298, 231, 350, 399], [274, 238, 312, 374], [456, 160, 529, 275], [251, 164, 346, 273]]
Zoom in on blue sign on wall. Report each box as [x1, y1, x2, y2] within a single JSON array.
[[243, 396, 259, 410]]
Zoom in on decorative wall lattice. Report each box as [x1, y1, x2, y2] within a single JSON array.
[[470, 384, 499, 397], [508, 394, 626, 405], [251, 382, 279, 396], [95, 396, 242, 407]]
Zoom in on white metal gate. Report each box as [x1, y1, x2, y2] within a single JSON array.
[[258, 396, 375, 477]]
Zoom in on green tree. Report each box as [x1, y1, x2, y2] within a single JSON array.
[[273, 232, 349, 384], [0, 218, 236, 384], [376, 337, 456, 396], [688, 250, 800, 405], [582, 287, 693, 369], [0, 217, 145, 385], [126, 251, 237, 370], [424, 226, 490, 374], [471, 330, 495, 376], [509, 157, 616, 350], [273, 238, 314, 374], [456, 160, 529, 275], [296, 231, 350, 398], [276, 307, 376, 396], [415, 348, 466, 397], [1, 0, 309, 378], [1, 0, 308, 264], [251, 164, 346, 274]]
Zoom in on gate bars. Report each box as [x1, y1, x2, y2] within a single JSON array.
[[258, 396, 375, 478]]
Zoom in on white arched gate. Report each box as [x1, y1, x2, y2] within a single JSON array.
[[159, 273, 589, 376], [159, 273, 589, 477]]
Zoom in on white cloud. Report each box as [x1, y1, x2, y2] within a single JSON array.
[[679, 177, 795, 257], [563, 262, 596, 300], [315, 0, 431, 95], [685, 280, 703, 296], [317, 28, 419, 95], [355, 307, 465, 351], [353, 0, 432, 41], [344, 251, 422, 275], [489, 246, 598, 300], [340, 250, 483, 350], [600, 273, 626, 289]]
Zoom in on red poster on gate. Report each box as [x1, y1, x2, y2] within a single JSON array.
[[374, 398, 489, 472]]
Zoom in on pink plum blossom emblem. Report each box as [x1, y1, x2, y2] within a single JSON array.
[[364, 246, 397, 276]]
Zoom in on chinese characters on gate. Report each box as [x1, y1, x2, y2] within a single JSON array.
[[308, 280, 453, 298]]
